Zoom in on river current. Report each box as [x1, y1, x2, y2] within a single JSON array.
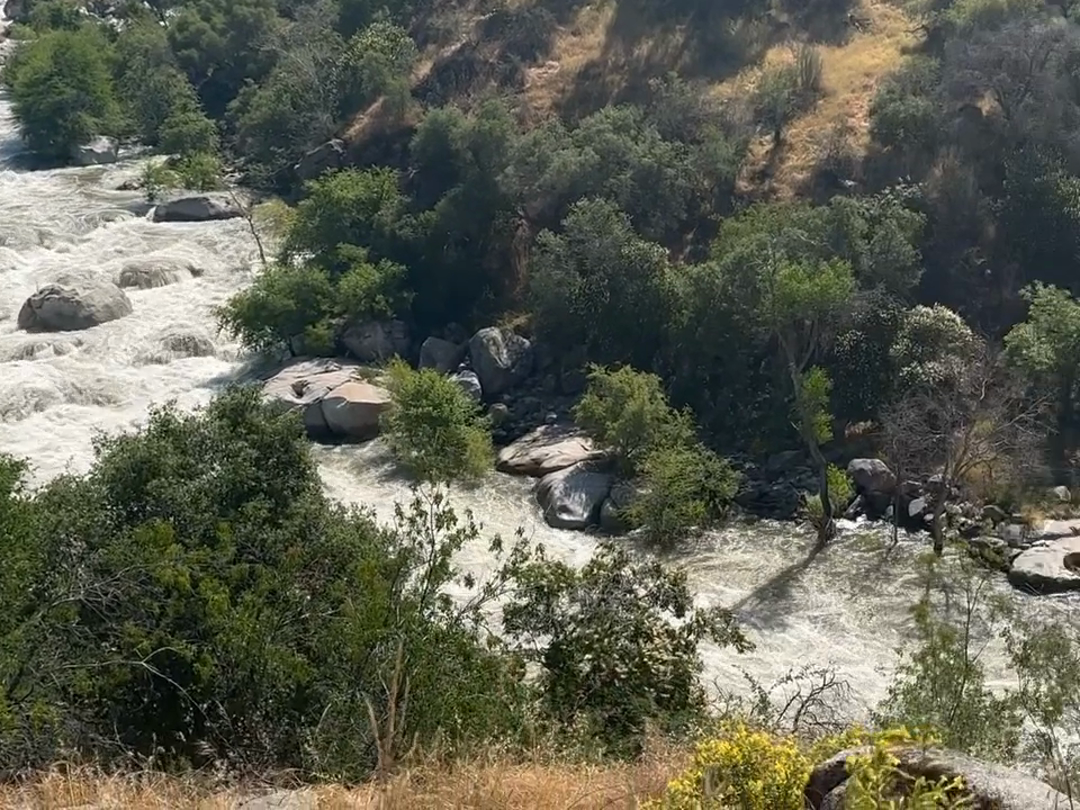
[[0, 23, 1074, 723]]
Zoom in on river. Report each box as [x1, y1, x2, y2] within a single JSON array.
[[0, 25, 1074, 725]]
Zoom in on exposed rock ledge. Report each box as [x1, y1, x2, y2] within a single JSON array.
[[496, 423, 602, 477]]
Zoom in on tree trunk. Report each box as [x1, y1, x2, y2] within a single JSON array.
[[809, 441, 835, 546], [931, 493, 947, 556]]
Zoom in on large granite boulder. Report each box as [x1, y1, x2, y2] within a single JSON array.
[[806, 746, 1069, 810], [600, 481, 642, 534], [537, 463, 613, 530], [320, 381, 391, 440], [847, 458, 896, 495], [468, 327, 533, 397], [294, 139, 347, 182], [419, 336, 466, 374], [1008, 535, 1080, 593], [152, 195, 242, 223], [71, 136, 118, 166], [452, 369, 482, 403], [17, 274, 132, 332], [263, 359, 390, 441], [340, 319, 410, 363], [496, 423, 602, 477], [117, 257, 196, 289]]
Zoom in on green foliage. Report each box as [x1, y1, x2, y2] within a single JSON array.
[[805, 463, 855, 531], [381, 359, 494, 485], [876, 554, 1022, 761], [869, 56, 942, 154], [160, 107, 219, 157], [626, 443, 740, 545], [529, 199, 673, 370], [845, 729, 972, 809], [341, 20, 417, 117], [502, 540, 751, 755], [891, 305, 977, 390], [795, 366, 836, 445], [573, 365, 694, 476], [5, 26, 123, 160], [0, 390, 530, 776]]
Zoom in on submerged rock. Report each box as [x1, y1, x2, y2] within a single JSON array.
[[1008, 535, 1080, 593], [117, 258, 196, 289], [17, 273, 132, 332], [536, 463, 613, 529], [496, 423, 602, 477]]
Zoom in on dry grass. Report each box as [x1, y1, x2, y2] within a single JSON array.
[[0, 748, 688, 809], [728, 0, 917, 197]]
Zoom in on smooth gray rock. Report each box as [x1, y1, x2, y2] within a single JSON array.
[[419, 336, 466, 373], [152, 195, 242, 223], [982, 503, 1007, 525], [17, 274, 132, 332], [71, 136, 118, 166], [1008, 535, 1080, 593], [1051, 485, 1072, 503], [341, 319, 409, 363], [805, 746, 1069, 810], [137, 327, 216, 363], [468, 327, 533, 397], [537, 463, 613, 530], [496, 423, 602, 477], [117, 258, 195, 289], [847, 458, 896, 494], [908, 496, 927, 519]]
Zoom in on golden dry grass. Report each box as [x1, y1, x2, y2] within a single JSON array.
[[727, 0, 917, 197], [0, 747, 688, 809]]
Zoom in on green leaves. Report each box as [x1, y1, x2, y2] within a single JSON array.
[[381, 359, 494, 485]]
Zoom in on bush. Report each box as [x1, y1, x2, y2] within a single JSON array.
[[627, 443, 740, 544], [805, 463, 854, 532], [0, 389, 530, 777], [573, 364, 694, 476], [381, 359, 493, 484], [5, 26, 123, 160], [159, 107, 220, 157]]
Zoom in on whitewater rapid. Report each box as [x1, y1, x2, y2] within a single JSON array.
[[0, 33, 1072, 722]]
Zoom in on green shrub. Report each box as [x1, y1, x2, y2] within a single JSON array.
[[159, 107, 220, 157], [627, 443, 740, 544], [5, 26, 123, 160], [381, 359, 494, 485]]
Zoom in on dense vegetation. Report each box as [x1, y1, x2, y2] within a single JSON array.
[[9, 0, 1080, 803]]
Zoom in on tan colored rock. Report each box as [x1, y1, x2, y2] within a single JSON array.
[[496, 424, 602, 477], [321, 381, 391, 441], [262, 359, 364, 438]]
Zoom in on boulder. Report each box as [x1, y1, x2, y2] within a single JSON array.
[[488, 402, 510, 426], [17, 274, 133, 332], [262, 359, 364, 438], [1008, 535, 1080, 593], [847, 458, 896, 495], [419, 336, 466, 373], [152, 195, 242, 223], [806, 746, 1069, 810], [320, 381, 391, 441], [537, 463, 614, 530], [908, 496, 928, 519], [341, 319, 410, 363], [71, 136, 118, 166], [294, 138, 347, 181], [765, 449, 804, 479], [117, 258, 195, 289], [153, 328, 215, 360], [496, 424, 602, 477], [981, 504, 1007, 525], [1051, 485, 1072, 503], [452, 369, 482, 403], [468, 327, 534, 398], [600, 481, 641, 534]]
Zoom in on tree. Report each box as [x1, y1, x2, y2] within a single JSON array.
[[881, 345, 1046, 553], [502, 540, 751, 755], [1005, 282, 1080, 480], [5, 26, 123, 160], [381, 359, 493, 485], [759, 256, 855, 543], [890, 304, 978, 391], [529, 199, 673, 370]]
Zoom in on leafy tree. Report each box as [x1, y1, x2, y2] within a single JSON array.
[[502, 540, 751, 755], [340, 20, 417, 117], [573, 364, 694, 476], [5, 26, 123, 160], [1005, 282, 1080, 477], [890, 304, 977, 391], [381, 359, 494, 485], [159, 107, 219, 157], [529, 199, 673, 370]]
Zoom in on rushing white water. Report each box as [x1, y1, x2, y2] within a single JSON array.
[[0, 24, 1074, 723]]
